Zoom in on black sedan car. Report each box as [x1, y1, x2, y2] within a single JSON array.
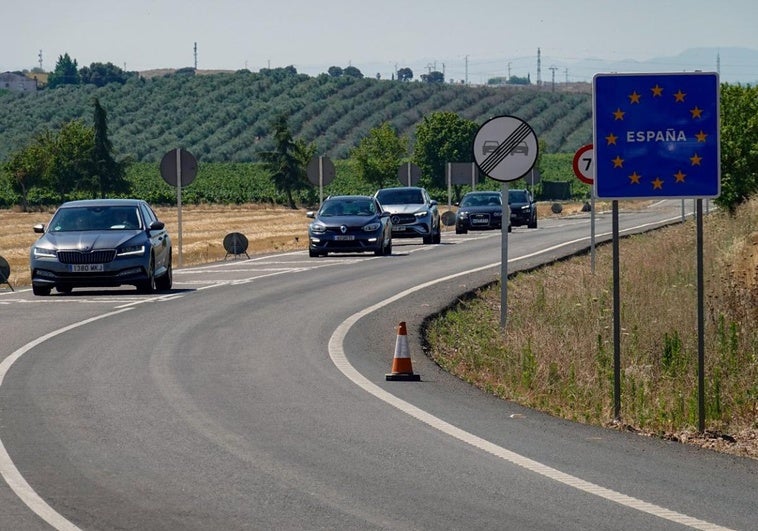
[[455, 191, 503, 234], [508, 188, 538, 229], [29, 199, 172, 295], [307, 195, 392, 257]]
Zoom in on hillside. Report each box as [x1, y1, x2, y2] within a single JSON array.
[[0, 68, 593, 164]]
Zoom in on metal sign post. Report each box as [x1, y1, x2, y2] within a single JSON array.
[[594, 72, 720, 427], [160, 148, 198, 270], [176, 148, 183, 267], [396, 162, 421, 187], [306, 156, 336, 205], [572, 144, 596, 273], [473, 115, 539, 329]]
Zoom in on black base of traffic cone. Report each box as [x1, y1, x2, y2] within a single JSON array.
[[385, 372, 421, 381]]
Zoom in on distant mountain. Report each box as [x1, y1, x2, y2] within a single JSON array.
[[351, 47, 757, 86], [558, 47, 758, 85]]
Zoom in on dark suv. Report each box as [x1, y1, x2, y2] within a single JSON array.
[[508, 189, 537, 229], [374, 186, 441, 244]]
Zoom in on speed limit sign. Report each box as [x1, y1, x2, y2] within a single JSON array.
[[572, 144, 594, 185]]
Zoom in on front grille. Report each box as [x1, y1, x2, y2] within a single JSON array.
[[57, 250, 117, 264], [391, 214, 416, 225]]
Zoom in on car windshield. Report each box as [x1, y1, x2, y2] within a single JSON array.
[[508, 191, 528, 203], [461, 194, 500, 207], [48, 206, 142, 232], [376, 189, 424, 204], [320, 198, 376, 217]]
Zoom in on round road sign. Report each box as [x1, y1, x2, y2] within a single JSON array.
[[306, 156, 336, 186], [572, 144, 594, 185], [160, 148, 198, 187], [0, 255, 10, 282], [472, 115, 538, 182]]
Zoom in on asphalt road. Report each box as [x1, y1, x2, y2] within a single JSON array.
[[1, 201, 755, 530]]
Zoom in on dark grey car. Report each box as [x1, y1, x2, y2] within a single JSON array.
[[508, 189, 538, 229], [455, 191, 503, 234], [30, 199, 172, 295]]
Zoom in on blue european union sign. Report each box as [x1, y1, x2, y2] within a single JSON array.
[[593, 72, 720, 199]]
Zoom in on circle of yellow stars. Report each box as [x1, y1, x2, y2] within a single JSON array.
[[605, 84, 708, 191]]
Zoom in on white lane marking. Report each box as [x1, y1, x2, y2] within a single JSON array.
[[0, 308, 133, 531], [328, 225, 733, 531]]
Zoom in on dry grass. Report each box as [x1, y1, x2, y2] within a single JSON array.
[[426, 198, 758, 459]]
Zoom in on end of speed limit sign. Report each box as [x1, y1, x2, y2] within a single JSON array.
[[572, 144, 594, 185]]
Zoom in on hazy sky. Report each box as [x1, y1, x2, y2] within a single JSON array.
[[4, 0, 758, 82]]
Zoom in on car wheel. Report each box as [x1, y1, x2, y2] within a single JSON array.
[[32, 285, 51, 296], [385, 239, 392, 256], [137, 256, 156, 294], [508, 224, 512, 233], [456, 226, 467, 234], [433, 227, 441, 244], [308, 248, 320, 258], [155, 256, 173, 291], [528, 219, 538, 229]]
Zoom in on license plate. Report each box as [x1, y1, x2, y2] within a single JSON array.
[[333, 235, 355, 241], [393, 225, 406, 231], [70, 264, 104, 273], [472, 217, 489, 224]]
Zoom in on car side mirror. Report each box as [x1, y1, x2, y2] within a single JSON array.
[[430, 200, 438, 206], [33, 223, 45, 234], [306, 211, 315, 219], [149, 220, 165, 231]]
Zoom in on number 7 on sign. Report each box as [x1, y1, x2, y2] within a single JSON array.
[[572, 144, 594, 185]]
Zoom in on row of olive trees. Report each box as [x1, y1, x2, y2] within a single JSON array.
[[4, 84, 756, 212], [3, 98, 129, 210]]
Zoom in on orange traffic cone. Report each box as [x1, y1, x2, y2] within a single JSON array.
[[385, 321, 421, 381]]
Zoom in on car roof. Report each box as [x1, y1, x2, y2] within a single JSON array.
[[463, 191, 500, 196], [376, 186, 424, 192], [324, 195, 375, 201], [58, 199, 145, 208]]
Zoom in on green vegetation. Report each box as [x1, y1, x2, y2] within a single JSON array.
[[0, 67, 592, 165], [0, 67, 756, 214], [425, 198, 758, 448]]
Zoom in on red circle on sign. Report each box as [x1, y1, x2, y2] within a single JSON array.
[[572, 144, 594, 185]]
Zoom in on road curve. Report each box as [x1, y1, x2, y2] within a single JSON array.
[[0, 201, 754, 530]]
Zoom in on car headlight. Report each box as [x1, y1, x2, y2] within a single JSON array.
[[362, 222, 381, 232], [520, 205, 530, 211], [493, 212, 502, 217], [414, 210, 429, 218], [33, 247, 57, 258], [310, 222, 326, 234], [117, 245, 146, 257], [458, 210, 469, 219]]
